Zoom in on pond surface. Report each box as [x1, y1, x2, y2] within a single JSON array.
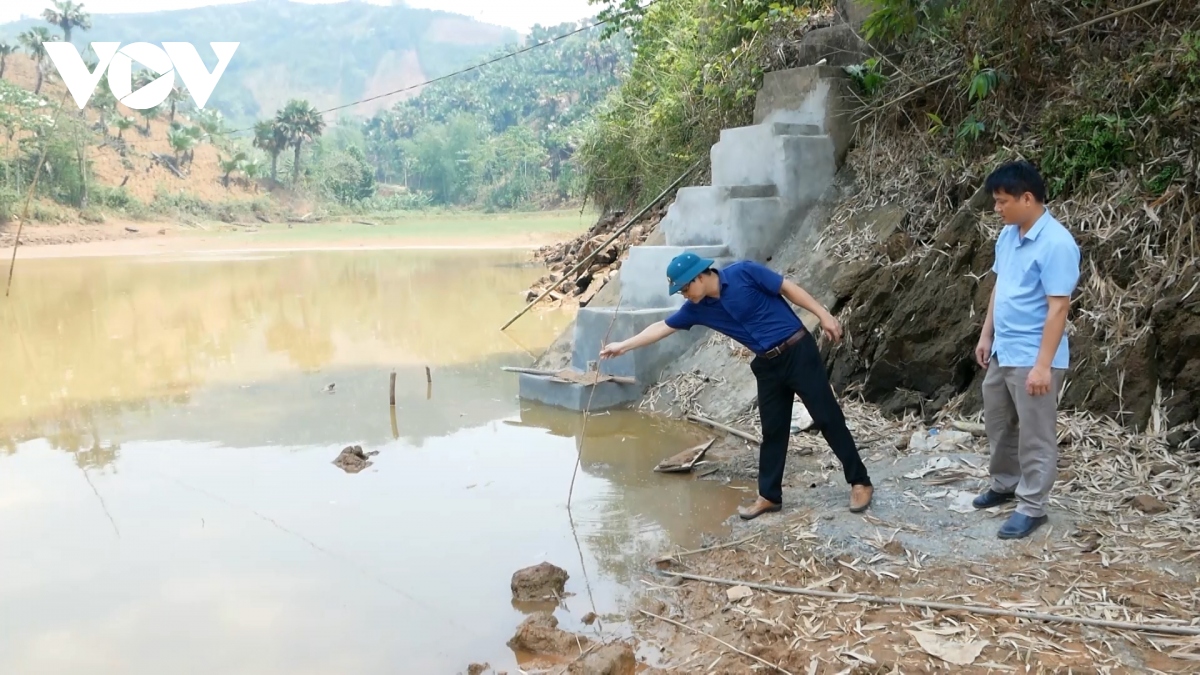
[[0, 249, 748, 674]]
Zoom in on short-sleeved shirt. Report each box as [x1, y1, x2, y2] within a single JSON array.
[[990, 208, 1081, 369], [664, 261, 803, 355]]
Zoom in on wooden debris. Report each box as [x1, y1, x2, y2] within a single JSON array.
[[653, 438, 715, 473]]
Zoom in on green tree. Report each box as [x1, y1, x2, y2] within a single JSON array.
[[42, 0, 92, 44], [18, 28, 57, 95], [275, 99, 325, 185], [0, 42, 14, 80], [252, 119, 286, 183]]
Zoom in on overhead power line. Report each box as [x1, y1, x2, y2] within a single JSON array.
[[225, 0, 656, 135]]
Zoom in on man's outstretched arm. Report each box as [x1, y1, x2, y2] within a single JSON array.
[[599, 320, 677, 359]]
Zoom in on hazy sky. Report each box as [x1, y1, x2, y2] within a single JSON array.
[[0, 0, 602, 34]]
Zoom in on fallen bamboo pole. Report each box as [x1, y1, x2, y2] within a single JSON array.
[[499, 157, 704, 332], [500, 366, 637, 385], [662, 571, 1200, 637], [639, 610, 797, 675], [687, 413, 762, 444]]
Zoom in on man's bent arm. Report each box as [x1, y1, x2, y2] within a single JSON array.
[[780, 279, 833, 322], [1035, 296, 1070, 369]]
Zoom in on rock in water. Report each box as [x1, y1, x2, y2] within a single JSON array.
[[333, 445, 379, 474], [568, 643, 636, 675], [511, 562, 569, 601], [506, 611, 587, 656]]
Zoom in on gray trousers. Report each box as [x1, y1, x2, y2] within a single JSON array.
[[982, 360, 1066, 518]]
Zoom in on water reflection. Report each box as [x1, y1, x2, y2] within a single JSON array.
[[0, 249, 570, 429], [0, 250, 745, 674]]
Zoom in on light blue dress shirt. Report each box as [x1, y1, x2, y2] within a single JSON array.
[[991, 208, 1081, 369]]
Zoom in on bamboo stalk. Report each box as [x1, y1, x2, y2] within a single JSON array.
[[389, 370, 396, 406], [687, 413, 762, 444], [499, 157, 703, 331], [500, 366, 637, 385], [663, 571, 1200, 637], [653, 531, 762, 563]]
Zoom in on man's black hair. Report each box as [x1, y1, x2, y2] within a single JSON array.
[[984, 160, 1047, 203]]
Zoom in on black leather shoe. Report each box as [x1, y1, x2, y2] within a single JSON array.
[[972, 489, 1015, 509], [997, 512, 1048, 539]]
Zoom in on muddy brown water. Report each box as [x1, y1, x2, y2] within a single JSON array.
[[0, 249, 749, 674]]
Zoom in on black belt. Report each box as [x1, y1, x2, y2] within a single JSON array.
[[759, 328, 806, 359]]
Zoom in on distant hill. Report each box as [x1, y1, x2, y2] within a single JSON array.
[[0, 0, 520, 128]]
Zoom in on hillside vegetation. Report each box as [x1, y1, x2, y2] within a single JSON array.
[[0, 2, 630, 226], [361, 22, 631, 211], [0, 0, 517, 130]]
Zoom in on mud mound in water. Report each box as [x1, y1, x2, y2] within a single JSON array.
[[511, 562, 569, 602], [567, 643, 635, 675], [332, 445, 378, 474], [506, 611, 588, 656]]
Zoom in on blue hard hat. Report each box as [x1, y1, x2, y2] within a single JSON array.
[[666, 251, 715, 295]]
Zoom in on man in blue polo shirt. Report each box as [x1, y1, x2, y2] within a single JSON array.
[[972, 160, 1081, 539], [599, 253, 873, 519]]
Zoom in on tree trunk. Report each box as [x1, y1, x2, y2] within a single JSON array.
[[35, 68, 43, 94], [270, 153, 279, 182], [292, 143, 301, 185], [0, 58, 7, 80]]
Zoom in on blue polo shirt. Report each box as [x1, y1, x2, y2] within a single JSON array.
[[664, 261, 802, 354], [991, 208, 1081, 369]]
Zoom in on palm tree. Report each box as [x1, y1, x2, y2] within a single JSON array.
[[274, 99, 325, 185], [19, 28, 57, 95], [167, 128, 195, 166], [252, 119, 286, 183], [0, 42, 14, 80], [113, 115, 134, 140], [219, 151, 246, 187], [43, 0, 92, 44], [137, 104, 159, 135]]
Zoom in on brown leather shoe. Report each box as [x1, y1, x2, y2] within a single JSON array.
[[738, 497, 782, 520], [849, 484, 873, 513]]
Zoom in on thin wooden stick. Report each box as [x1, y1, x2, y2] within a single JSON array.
[[687, 413, 762, 444], [389, 370, 397, 407], [663, 571, 1200, 637], [639, 610, 798, 675], [653, 531, 762, 563], [501, 366, 637, 385], [6, 90, 70, 298], [499, 157, 703, 331]]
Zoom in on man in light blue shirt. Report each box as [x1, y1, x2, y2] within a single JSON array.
[[972, 160, 1080, 539]]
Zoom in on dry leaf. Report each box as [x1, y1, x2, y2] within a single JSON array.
[[726, 585, 754, 602], [907, 630, 988, 666]]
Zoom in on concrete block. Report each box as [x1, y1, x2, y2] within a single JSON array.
[[777, 133, 838, 209], [753, 67, 856, 168], [619, 244, 731, 309], [570, 306, 712, 386], [517, 374, 640, 411], [724, 196, 783, 263], [791, 24, 871, 67], [663, 185, 780, 248], [661, 186, 725, 247]]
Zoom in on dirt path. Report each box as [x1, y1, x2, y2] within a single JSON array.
[[0, 220, 580, 260]]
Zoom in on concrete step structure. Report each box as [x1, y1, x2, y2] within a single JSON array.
[[518, 65, 855, 412]]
